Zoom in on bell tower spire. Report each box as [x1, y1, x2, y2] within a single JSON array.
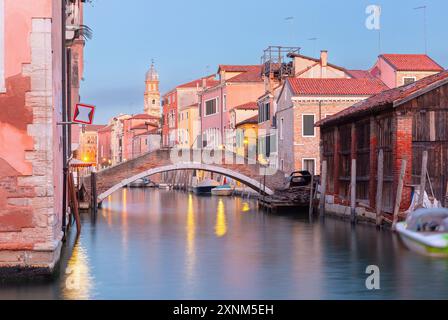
[[144, 59, 161, 118]]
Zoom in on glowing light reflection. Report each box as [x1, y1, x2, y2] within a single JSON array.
[[215, 199, 227, 237]]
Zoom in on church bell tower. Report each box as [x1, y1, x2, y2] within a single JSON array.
[[144, 60, 161, 118]]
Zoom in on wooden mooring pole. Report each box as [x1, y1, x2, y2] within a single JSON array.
[[376, 149, 384, 227], [350, 159, 357, 224], [91, 169, 98, 215], [308, 174, 315, 220], [319, 160, 327, 217], [392, 159, 407, 231], [417, 150, 428, 208]]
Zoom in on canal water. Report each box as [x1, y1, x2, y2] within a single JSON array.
[[1, 188, 447, 300]]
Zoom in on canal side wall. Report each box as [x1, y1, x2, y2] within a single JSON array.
[[0, 0, 64, 276]]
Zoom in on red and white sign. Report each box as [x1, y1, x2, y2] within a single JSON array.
[[73, 104, 96, 125]]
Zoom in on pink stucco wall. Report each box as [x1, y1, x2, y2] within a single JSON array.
[[0, 0, 69, 273], [200, 82, 264, 144]]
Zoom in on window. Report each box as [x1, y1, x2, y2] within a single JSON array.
[[0, 0, 4, 92], [280, 118, 284, 140], [403, 77, 416, 85], [303, 159, 316, 174], [205, 98, 218, 116], [223, 95, 227, 112], [302, 114, 315, 137], [281, 159, 284, 171], [258, 102, 271, 123]]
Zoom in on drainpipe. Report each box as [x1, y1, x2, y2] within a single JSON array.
[[61, 0, 68, 237]]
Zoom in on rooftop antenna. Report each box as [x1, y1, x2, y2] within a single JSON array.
[[414, 5, 428, 54], [307, 37, 318, 57]]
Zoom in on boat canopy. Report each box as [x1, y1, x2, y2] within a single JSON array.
[[406, 208, 448, 232]]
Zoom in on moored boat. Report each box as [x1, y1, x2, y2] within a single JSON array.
[[158, 183, 171, 190], [396, 208, 448, 258], [211, 184, 234, 196], [193, 178, 219, 195]]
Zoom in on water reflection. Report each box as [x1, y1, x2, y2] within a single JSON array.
[[185, 194, 196, 282], [2, 188, 448, 300], [62, 241, 93, 300], [215, 199, 227, 237]]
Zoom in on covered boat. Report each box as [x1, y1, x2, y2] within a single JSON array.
[[193, 178, 219, 195], [396, 208, 448, 257]]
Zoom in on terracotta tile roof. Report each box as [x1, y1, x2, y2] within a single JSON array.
[[131, 114, 160, 120], [218, 65, 260, 72], [98, 125, 112, 133], [233, 102, 258, 110], [236, 115, 259, 127], [84, 125, 106, 132], [131, 122, 158, 130], [177, 75, 219, 89], [316, 70, 448, 127], [287, 77, 388, 96], [287, 53, 348, 73], [381, 54, 444, 72], [219, 65, 263, 82], [347, 70, 376, 79], [134, 127, 159, 137]]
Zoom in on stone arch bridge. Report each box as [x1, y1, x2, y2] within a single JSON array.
[[84, 148, 287, 204]]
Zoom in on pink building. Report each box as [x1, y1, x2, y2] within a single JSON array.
[[132, 127, 161, 158], [122, 114, 160, 161], [162, 75, 217, 147], [0, 0, 85, 275], [199, 65, 264, 148], [370, 54, 444, 88], [98, 124, 113, 168]]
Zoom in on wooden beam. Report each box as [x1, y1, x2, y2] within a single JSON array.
[[392, 159, 407, 231], [350, 159, 357, 224], [91, 170, 98, 215], [68, 172, 81, 236], [319, 160, 327, 217], [417, 150, 428, 208], [429, 111, 436, 142], [376, 149, 384, 226]]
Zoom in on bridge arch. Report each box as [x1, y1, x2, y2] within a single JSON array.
[[97, 162, 276, 203]]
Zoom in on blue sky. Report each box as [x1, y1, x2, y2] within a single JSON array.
[[81, 0, 448, 124]]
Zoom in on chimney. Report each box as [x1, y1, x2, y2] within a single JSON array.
[[320, 50, 328, 67], [202, 77, 207, 89]]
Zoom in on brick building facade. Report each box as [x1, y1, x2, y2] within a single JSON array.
[[317, 70, 448, 221]]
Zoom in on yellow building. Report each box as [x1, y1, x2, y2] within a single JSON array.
[[177, 104, 200, 148], [235, 115, 258, 159], [77, 125, 105, 165]]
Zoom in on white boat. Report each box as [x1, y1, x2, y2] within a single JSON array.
[[396, 208, 448, 258], [158, 183, 171, 190], [211, 184, 234, 196]]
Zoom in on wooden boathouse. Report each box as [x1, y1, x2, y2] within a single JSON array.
[[316, 70, 448, 225]]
